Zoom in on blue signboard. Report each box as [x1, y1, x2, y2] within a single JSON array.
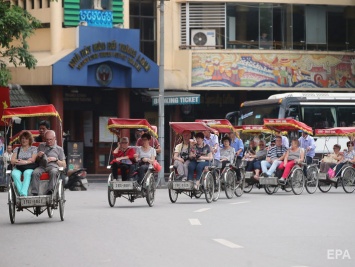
[[53, 26, 159, 88]]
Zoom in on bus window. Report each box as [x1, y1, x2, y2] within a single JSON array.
[[338, 107, 355, 127], [239, 104, 280, 125], [302, 106, 337, 129], [286, 105, 300, 120]]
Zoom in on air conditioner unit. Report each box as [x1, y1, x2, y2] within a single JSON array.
[[191, 29, 216, 49]]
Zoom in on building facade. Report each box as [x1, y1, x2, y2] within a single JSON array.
[[4, 0, 355, 173]]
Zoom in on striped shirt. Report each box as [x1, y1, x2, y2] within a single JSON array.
[[266, 145, 287, 160]]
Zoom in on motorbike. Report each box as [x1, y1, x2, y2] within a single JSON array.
[[63, 168, 89, 191]]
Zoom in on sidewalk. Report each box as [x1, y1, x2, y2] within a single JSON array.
[[86, 173, 170, 188]]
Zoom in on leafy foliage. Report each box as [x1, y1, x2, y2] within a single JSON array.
[[0, 0, 41, 86]]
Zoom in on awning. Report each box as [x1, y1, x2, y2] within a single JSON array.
[[144, 91, 200, 106], [8, 84, 48, 107]]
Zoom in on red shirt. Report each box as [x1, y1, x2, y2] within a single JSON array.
[[111, 147, 135, 164]]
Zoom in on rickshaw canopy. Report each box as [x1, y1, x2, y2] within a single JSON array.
[[9, 130, 39, 145], [314, 127, 355, 137], [263, 118, 313, 135], [169, 122, 218, 135], [195, 119, 238, 134], [107, 118, 158, 138], [235, 125, 274, 135], [1, 104, 62, 124]]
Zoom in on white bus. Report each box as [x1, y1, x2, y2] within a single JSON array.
[[227, 92, 355, 155]]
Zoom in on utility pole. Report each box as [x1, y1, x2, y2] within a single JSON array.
[[157, 0, 166, 186]]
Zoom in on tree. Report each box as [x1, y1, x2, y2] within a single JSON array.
[[0, 0, 41, 86]]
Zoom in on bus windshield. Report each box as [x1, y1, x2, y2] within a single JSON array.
[[239, 104, 280, 125]]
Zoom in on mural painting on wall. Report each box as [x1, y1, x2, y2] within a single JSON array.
[[192, 53, 355, 89]]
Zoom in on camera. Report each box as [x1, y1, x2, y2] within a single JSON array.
[[181, 152, 189, 161]]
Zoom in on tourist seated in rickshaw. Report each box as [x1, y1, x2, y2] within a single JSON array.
[[244, 139, 267, 179], [188, 132, 213, 185], [110, 137, 136, 181], [260, 135, 287, 177], [10, 131, 37, 196], [219, 136, 235, 169], [298, 130, 316, 165], [136, 128, 161, 154], [31, 130, 66, 196], [172, 130, 191, 181], [333, 141, 355, 177], [203, 129, 220, 167], [34, 120, 50, 143], [319, 144, 343, 173], [129, 132, 156, 184], [277, 138, 305, 184]]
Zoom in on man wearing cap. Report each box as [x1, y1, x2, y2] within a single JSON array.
[[136, 129, 161, 154], [110, 137, 135, 181], [203, 129, 220, 167], [298, 131, 316, 165]]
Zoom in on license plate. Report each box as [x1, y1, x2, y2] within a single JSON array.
[[173, 181, 193, 190], [21, 197, 47, 207], [111, 181, 134, 190], [245, 172, 253, 179], [318, 173, 327, 180]]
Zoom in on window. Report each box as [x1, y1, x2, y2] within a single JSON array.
[[239, 104, 280, 125], [129, 0, 157, 61], [302, 107, 336, 129], [224, 3, 355, 52], [338, 107, 355, 127]]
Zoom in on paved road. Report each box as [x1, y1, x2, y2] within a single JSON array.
[[0, 184, 354, 267]]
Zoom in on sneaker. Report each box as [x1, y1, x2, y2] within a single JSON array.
[[278, 178, 286, 184], [181, 177, 187, 182]]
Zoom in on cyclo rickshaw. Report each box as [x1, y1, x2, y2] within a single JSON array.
[[258, 118, 315, 195], [2, 105, 66, 223], [315, 127, 355, 193], [234, 125, 274, 194], [106, 118, 159, 207], [195, 119, 244, 199], [168, 122, 217, 203]]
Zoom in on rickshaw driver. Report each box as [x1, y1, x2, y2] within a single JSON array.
[[298, 131, 316, 165], [260, 136, 287, 177], [136, 129, 161, 154], [34, 120, 50, 142], [31, 130, 66, 196], [203, 130, 220, 167]]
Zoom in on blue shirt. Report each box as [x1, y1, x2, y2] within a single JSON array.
[[204, 133, 220, 161], [298, 135, 316, 158], [230, 137, 244, 156]]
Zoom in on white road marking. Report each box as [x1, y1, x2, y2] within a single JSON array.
[[189, 219, 201, 225], [213, 239, 243, 248], [194, 208, 211, 212], [230, 201, 250, 205]]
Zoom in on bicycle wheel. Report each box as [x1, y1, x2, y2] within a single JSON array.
[[243, 179, 254, 193], [318, 180, 332, 193], [204, 172, 214, 203], [108, 187, 116, 207], [235, 176, 244, 197], [8, 184, 16, 224], [224, 169, 235, 199], [58, 181, 65, 221], [212, 174, 221, 202], [264, 185, 277, 195], [290, 168, 305, 195], [305, 165, 319, 194], [168, 172, 178, 203], [341, 167, 355, 193], [145, 173, 156, 207], [47, 206, 53, 218]]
